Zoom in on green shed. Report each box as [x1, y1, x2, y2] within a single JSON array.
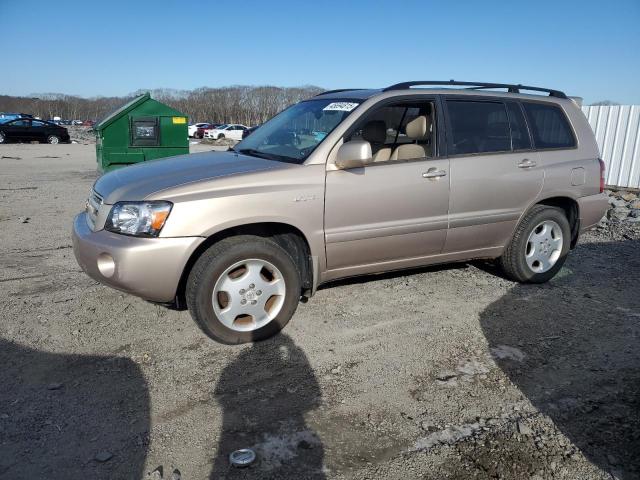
[[94, 92, 189, 173]]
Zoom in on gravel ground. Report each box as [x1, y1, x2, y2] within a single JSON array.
[[1, 143, 639, 480]]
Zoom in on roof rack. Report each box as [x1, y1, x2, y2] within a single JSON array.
[[382, 80, 567, 99], [315, 88, 364, 96]]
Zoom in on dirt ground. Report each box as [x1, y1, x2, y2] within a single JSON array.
[[1, 143, 639, 480]]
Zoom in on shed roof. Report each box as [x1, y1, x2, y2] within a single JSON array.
[[95, 93, 150, 131], [94, 92, 186, 132]]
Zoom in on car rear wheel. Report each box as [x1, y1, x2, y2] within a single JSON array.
[[0, 132, 5, 144], [47, 135, 60, 144], [498, 205, 571, 283], [186, 235, 301, 344]]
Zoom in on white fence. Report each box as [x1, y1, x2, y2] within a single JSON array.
[[582, 105, 640, 189]]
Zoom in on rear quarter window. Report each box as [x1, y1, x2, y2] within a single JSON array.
[[522, 102, 576, 149]]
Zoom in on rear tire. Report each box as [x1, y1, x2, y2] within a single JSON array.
[[186, 235, 301, 344], [498, 205, 571, 283], [47, 135, 60, 144]]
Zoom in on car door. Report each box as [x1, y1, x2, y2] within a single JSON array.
[[324, 97, 450, 272], [231, 126, 243, 140], [6, 119, 32, 142], [31, 120, 49, 142], [443, 97, 544, 253]]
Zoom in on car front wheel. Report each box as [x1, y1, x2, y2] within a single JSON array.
[[47, 135, 60, 144], [0, 132, 5, 144], [498, 205, 571, 283], [186, 235, 301, 344]]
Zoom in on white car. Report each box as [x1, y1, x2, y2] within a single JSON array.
[[204, 124, 247, 141], [188, 123, 211, 138]]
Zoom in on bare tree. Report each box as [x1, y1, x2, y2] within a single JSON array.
[[0, 85, 324, 125]]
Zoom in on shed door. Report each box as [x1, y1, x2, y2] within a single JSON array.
[[130, 116, 160, 146]]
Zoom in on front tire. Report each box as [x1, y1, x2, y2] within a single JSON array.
[[0, 132, 5, 144], [498, 205, 571, 283], [217, 133, 225, 140], [47, 135, 60, 144], [186, 235, 301, 344]]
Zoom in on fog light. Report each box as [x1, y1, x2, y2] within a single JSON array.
[[97, 253, 116, 278]]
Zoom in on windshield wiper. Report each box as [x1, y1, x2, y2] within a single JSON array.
[[236, 148, 299, 164], [235, 148, 276, 160]]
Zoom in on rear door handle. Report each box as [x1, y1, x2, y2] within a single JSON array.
[[518, 159, 537, 169], [423, 169, 447, 179]]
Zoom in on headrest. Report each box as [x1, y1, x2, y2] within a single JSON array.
[[362, 120, 387, 144], [405, 116, 431, 140]]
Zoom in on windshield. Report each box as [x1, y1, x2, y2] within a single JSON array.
[[216, 124, 228, 129], [234, 99, 360, 164]]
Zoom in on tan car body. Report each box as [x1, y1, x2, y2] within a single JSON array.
[[73, 88, 608, 304]]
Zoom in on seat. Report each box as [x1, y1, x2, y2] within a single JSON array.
[[362, 120, 391, 162], [390, 115, 432, 160]]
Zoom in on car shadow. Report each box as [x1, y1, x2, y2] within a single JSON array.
[[0, 339, 150, 479], [479, 239, 640, 478], [209, 333, 325, 479]]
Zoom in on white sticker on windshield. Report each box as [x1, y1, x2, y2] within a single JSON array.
[[323, 102, 359, 112]]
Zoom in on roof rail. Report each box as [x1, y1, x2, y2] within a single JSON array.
[[382, 80, 567, 99], [315, 88, 364, 96]]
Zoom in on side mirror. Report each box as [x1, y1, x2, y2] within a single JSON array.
[[335, 140, 373, 169]]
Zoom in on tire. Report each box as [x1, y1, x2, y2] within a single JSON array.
[[498, 205, 571, 283], [47, 135, 60, 144], [218, 133, 225, 140], [186, 235, 301, 344], [0, 132, 5, 144]]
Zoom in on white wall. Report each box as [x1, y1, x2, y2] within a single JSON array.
[[582, 105, 640, 189]]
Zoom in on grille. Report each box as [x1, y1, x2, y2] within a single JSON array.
[[86, 189, 103, 230]]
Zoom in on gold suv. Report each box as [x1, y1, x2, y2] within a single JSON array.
[[73, 81, 608, 344]]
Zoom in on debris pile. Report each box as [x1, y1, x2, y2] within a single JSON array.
[[604, 189, 640, 223]]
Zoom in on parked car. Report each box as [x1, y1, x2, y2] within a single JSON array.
[[0, 117, 70, 144], [204, 124, 248, 141], [196, 123, 224, 139], [242, 125, 260, 139], [0, 112, 33, 123], [188, 123, 212, 138], [73, 80, 608, 344]]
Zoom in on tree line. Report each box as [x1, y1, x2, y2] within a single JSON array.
[[0, 85, 324, 126]]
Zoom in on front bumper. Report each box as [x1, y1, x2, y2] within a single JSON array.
[[72, 213, 204, 302], [577, 193, 609, 232]]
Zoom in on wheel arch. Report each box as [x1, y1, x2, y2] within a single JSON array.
[[173, 222, 314, 310], [532, 196, 580, 248]]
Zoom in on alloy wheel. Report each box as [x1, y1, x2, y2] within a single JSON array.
[[212, 258, 286, 332], [525, 220, 563, 273]]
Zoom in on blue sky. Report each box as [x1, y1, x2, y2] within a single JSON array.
[[1, 0, 639, 104]]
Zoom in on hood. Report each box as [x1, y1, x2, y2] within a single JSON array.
[[94, 150, 286, 204]]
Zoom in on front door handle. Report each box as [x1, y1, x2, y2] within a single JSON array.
[[423, 168, 447, 179], [518, 159, 537, 169]]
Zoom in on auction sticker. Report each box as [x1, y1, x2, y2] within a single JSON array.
[[323, 102, 359, 112]]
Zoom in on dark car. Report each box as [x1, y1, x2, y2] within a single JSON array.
[[242, 124, 260, 139], [0, 118, 70, 144]]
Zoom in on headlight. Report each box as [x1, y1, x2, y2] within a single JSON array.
[[105, 201, 172, 237]]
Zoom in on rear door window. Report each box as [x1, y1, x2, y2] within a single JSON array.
[[522, 102, 575, 149], [446, 100, 511, 155]]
